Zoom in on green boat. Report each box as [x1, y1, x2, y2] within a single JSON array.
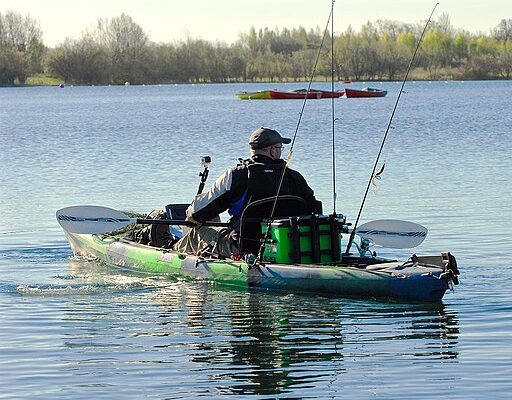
[[58, 206, 459, 303], [235, 90, 272, 100]]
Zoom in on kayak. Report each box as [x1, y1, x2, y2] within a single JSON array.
[[235, 90, 272, 100], [269, 89, 344, 99], [236, 89, 344, 100], [62, 228, 459, 303], [345, 87, 387, 98]]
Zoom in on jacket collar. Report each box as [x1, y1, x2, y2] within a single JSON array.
[[251, 154, 285, 164]]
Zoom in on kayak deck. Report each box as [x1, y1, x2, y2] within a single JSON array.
[[65, 232, 458, 303]]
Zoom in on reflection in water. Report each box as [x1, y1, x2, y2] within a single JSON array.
[[149, 285, 460, 397], [224, 294, 344, 395], [55, 259, 461, 397]]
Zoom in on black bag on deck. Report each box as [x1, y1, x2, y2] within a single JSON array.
[[134, 210, 175, 248]]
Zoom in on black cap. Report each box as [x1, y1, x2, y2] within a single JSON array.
[[248, 127, 291, 149]]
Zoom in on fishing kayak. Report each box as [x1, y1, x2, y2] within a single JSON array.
[[63, 230, 459, 303]]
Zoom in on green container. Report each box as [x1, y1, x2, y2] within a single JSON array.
[[262, 215, 343, 264]]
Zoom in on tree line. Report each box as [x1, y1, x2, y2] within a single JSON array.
[[1, 10, 512, 85]]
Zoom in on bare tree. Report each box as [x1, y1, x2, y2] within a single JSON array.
[[0, 10, 43, 84], [48, 35, 109, 84], [493, 19, 512, 41], [95, 13, 149, 83]]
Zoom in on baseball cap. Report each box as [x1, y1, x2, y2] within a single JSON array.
[[248, 127, 291, 149]]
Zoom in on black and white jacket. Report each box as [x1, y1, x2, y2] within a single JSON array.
[[187, 154, 322, 224]]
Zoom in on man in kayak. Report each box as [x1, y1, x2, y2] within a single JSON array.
[[173, 127, 322, 258]]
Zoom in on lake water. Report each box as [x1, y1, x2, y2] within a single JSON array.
[[1, 81, 511, 399]]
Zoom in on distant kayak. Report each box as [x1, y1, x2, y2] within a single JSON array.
[[345, 87, 387, 98], [236, 89, 344, 100], [235, 90, 272, 100], [270, 89, 344, 99]]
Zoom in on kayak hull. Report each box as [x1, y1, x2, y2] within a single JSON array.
[[65, 232, 456, 303], [269, 89, 344, 99], [345, 88, 387, 98], [235, 90, 272, 100], [236, 89, 344, 100]]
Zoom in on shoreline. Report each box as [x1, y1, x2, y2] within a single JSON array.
[[2, 77, 510, 88]]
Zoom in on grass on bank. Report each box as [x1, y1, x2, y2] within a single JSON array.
[[25, 74, 62, 86], [5, 67, 491, 87]]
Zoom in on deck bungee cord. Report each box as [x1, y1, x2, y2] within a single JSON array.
[[344, 2, 440, 255]]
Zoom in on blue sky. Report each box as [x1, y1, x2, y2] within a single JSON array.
[[2, 0, 510, 46]]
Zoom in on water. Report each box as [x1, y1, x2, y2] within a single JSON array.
[[1, 81, 511, 398]]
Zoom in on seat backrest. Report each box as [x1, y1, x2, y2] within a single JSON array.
[[238, 195, 308, 254], [165, 203, 189, 238], [165, 203, 189, 221]]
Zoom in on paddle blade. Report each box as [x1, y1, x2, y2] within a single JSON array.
[[56, 205, 134, 234], [355, 219, 427, 249]]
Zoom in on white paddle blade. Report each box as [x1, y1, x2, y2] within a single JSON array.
[[355, 219, 427, 249], [56, 205, 135, 234]]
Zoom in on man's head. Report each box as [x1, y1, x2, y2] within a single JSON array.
[[248, 127, 291, 160]]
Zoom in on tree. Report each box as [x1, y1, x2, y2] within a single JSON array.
[[452, 32, 469, 65], [464, 35, 500, 79], [95, 13, 149, 84], [434, 13, 454, 35], [496, 39, 512, 78], [378, 34, 402, 80], [48, 35, 109, 84], [0, 47, 26, 84], [0, 10, 43, 84], [226, 44, 248, 81], [493, 19, 512, 41], [421, 28, 453, 79], [146, 43, 179, 83]]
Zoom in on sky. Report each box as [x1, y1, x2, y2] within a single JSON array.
[[1, 0, 510, 47]]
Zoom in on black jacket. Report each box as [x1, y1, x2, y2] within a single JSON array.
[[189, 154, 322, 223]]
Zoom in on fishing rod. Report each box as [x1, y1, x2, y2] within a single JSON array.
[[254, 0, 336, 263], [330, 0, 337, 214], [344, 2, 439, 255]]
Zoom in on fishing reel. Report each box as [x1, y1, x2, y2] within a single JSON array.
[[355, 237, 377, 258]]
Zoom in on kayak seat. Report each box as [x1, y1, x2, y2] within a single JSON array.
[[165, 203, 189, 239], [165, 203, 189, 221], [238, 195, 308, 255]]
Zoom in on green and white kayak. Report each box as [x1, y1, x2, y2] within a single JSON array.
[[235, 90, 272, 100], [64, 231, 459, 303]]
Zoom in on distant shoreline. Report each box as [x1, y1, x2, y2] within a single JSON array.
[[2, 76, 510, 88], [3, 12, 511, 86]]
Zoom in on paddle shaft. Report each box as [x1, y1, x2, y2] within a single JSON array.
[[136, 218, 229, 228]]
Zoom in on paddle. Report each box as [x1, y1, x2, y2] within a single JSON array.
[[354, 219, 427, 249], [56, 205, 229, 234], [57, 206, 428, 249]]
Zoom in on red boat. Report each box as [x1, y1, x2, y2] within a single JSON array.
[[344, 87, 387, 98], [269, 88, 344, 99]]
